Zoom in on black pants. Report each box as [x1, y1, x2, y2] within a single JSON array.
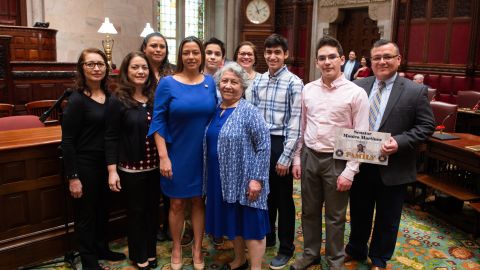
[[346, 164, 407, 268], [119, 169, 160, 263], [73, 154, 110, 269], [266, 135, 295, 256]]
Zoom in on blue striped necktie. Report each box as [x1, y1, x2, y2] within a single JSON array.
[[369, 81, 386, 130]]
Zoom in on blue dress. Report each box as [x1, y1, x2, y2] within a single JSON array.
[[205, 107, 270, 240], [148, 75, 217, 198]]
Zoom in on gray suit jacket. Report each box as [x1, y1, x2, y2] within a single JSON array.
[[354, 75, 435, 186]]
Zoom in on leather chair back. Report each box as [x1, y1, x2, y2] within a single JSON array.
[[430, 101, 458, 132], [0, 115, 45, 131], [457, 90, 480, 109]]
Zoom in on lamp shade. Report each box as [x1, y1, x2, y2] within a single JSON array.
[[140, 23, 155, 37], [97, 17, 117, 34]]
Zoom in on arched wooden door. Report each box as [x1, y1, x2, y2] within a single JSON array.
[[336, 8, 380, 59]]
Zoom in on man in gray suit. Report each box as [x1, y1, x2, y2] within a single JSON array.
[[344, 40, 435, 270]]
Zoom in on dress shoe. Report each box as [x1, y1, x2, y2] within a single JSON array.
[[269, 254, 292, 269], [170, 250, 183, 270], [135, 262, 150, 270], [220, 260, 249, 270], [98, 250, 126, 261], [148, 258, 158, 268], [290, 256, 320, 270], [370, 266, 386, 270]]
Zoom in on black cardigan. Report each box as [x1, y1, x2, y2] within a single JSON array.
[[105, 95, 152, 165]]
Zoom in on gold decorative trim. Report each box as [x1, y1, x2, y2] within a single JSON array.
[[319, 0, 387, 7]]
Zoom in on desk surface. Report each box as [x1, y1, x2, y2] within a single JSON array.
[[427, 133, 480, 173], [0, 125, 61, 151]]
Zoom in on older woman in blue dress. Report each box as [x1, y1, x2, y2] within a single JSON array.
[[204, 62, 271, 270]]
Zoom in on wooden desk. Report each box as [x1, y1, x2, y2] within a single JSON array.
[[417, 133, 480, 234], [456, 109, 480, 135], [0, 126, 127, 269]]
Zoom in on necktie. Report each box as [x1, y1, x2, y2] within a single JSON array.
[[369, 81, 386, 130]]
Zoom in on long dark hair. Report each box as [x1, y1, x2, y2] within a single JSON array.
[[75, 48, 110, 95], [115, 51, 156, 108], [140, 32, 175, 78], [175, 36, 205, 73]]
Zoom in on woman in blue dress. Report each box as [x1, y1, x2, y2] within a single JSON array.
[[204, 62, 271, 270], [149, 36, 217, 270]]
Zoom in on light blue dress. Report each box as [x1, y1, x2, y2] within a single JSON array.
[[148, 75, 217, 198]]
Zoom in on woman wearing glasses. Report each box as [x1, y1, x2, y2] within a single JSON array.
[[233, 41, 259, 102], [149, 36, 217, 270], [62, 48, 125, 270]]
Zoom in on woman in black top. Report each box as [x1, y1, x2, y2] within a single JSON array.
[[105, 51, 159, 270], [61, 48, 125, 270]]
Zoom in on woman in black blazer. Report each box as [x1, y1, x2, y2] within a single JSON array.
[[105, 51, 159, 269]]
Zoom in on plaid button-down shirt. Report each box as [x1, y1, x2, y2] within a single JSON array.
[[249, 65, 303, 166]]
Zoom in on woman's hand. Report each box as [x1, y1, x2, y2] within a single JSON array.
[[69, 178, 83, 198], [160, 156, 173, 179], [247, 180, 262, 201], [108, 171, 122, 192]]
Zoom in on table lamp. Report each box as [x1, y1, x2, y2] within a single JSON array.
[[97, 17, 117, 68], [140, 23, 155, 37]]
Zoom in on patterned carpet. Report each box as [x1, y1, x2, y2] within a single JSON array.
[[33, 179, 480, 270]]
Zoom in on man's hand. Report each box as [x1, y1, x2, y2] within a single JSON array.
[[292, 165, 301, 179], [69, 178, 83, 198], [275, 163, 289, 176], [337, 175, 352, 192], [381, 137, 398, 155]]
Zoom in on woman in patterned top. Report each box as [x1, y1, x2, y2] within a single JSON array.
[[204, 62, 271, 270], [105, 51, 159, 270]]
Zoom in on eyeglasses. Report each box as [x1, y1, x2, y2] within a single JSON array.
[[371, 55, 399, 62], [238, 52, 254, 57], [316, 54, 340, 62], [83, 62, 106, 69]]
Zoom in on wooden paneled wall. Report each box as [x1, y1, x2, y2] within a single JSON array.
[[275, 0, 313, 83], [394, 0, 480, 76], [0, 25, 57, 61]]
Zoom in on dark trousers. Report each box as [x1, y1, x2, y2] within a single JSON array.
[[346, 164, 407, 268], [119, 169, 160, 263], [73, 154, 109, 269], [266, 135, 295, 256]]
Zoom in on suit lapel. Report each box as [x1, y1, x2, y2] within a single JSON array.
[[379, 77, 404, 129]]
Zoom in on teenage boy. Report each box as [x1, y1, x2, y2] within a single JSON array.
[[204, 37, 225, 75], [290, 36, 369, 270], [250, 33, 303, 270]]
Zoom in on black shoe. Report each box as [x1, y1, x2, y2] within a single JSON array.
[[148, 258, 158, 268], [157, 230, 171, 242], [220, 260, 249, 270], [98, 250, 126, 261], [135, 263, 150, 270]]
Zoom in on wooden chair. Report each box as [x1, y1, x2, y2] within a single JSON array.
[[25, 100, 62, 124], [0, 103, 15, 117], [457, 90, 480, 109]]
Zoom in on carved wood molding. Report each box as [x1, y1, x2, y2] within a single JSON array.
[[319, 0, 387, 7]]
